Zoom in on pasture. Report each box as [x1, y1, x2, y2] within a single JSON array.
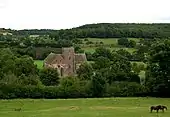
[[80, 38, 138, 53], [82, 38, 140, 45], [82, 46, 136, 53], [83, 38, 118, 45], [0, 97, 169, 117]]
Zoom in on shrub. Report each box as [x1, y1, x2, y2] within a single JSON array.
[[105, 82, 146, 97], [39, 68, 60, 86]]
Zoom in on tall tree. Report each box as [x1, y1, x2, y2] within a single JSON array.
[[39, 68, 60, 86], [145, 40, 170, 97], [76, 62, 93, 80]]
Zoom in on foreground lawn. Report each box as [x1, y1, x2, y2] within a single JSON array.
[[0, 97, 170, 117]]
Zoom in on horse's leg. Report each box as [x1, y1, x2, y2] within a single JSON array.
[[157, 109, 159, 113], [162, 109, 164, 113], [150, 108, 153, 113]]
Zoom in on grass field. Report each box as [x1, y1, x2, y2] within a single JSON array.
[[82, 38, 140, 45], [80, 38, 138, 53], [83, 38, 118, 45], [0, 97, 169, 117], [34, 60, 44, 69], [82, 47, 136, 53]]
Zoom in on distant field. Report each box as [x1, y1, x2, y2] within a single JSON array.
[[0, 97, 169, 117], [82, 38, 140, 45], [80, 38, 139, 53], [83, 38, 118, 45], [82, 47, 136, 53], [34, 60, 44, 69]]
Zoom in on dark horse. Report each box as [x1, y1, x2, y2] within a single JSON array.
[[150, 105, 167, 113]]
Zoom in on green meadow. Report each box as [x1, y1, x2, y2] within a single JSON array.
[[0, 97, 169, 117], [81, 46, 136, 53], [79, 38, 139, 53], [34, 60, 44, 69]]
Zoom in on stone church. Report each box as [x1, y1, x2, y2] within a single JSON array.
[[43, 47, 87, 77]]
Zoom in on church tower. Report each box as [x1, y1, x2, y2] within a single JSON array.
[[62, 47, 75, 76]]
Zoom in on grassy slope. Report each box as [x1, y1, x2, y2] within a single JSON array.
[[0, 98, 169, 117]]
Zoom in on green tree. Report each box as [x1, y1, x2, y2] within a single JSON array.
[[93, 56, 111, 69], [0, 48, 16, 78], [90, 72, 107, 97], [76, 62, 93, 80], [116, 49, 132, 60], [131, 62, 145, 74], [18, 74, 41, 86], [105, 52, 133, 83], [14, 55, 38, 77], [92, 47, 113, 60], [128, 40, 136, 48], [117, 38, 129, 47], [39, 68, 60, 86], [57, 39, 73, 47], [145, 40, 170, 97], [58, 76, 83, 98], [74, 45, 84, 53]]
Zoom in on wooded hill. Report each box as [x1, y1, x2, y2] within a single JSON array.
[[2, 23, 170, 39]]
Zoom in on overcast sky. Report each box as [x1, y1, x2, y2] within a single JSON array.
[[0, 0, 170, 30]]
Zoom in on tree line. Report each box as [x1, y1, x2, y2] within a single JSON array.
[[10, 23, 170, 39], [0, 39, 170, 98]]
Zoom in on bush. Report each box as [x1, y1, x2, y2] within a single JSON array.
[[0, 81, 148, 99], [85, 52, 94, 61], [105, 82, 147, 97], [39, 68, 60, 86], [86, 41, 94, 45], [84, 38, 88, 41]]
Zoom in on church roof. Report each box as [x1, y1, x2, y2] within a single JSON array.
[[44, 52, 58, 64]]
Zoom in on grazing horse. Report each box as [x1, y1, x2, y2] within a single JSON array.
[[150, 105, 167, 113]]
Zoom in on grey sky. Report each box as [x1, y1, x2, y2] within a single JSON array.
[[0, 0, 170, 30]]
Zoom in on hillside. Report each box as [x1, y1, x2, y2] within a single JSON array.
[[2, 23, 170, 39]]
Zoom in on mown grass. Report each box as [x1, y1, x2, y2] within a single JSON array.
[[0, 97, 169, 117], [34, 60, 44, 69]]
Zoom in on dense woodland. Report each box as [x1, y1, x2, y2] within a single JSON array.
[[0, 23, 170, 99], [9, 23, 170, 38]]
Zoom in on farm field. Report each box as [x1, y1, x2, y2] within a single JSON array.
[[79, 38, 139, 53], [82, 46, 136, 53], [0, 97, 169, 117], [81, 38, 140, 45]]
